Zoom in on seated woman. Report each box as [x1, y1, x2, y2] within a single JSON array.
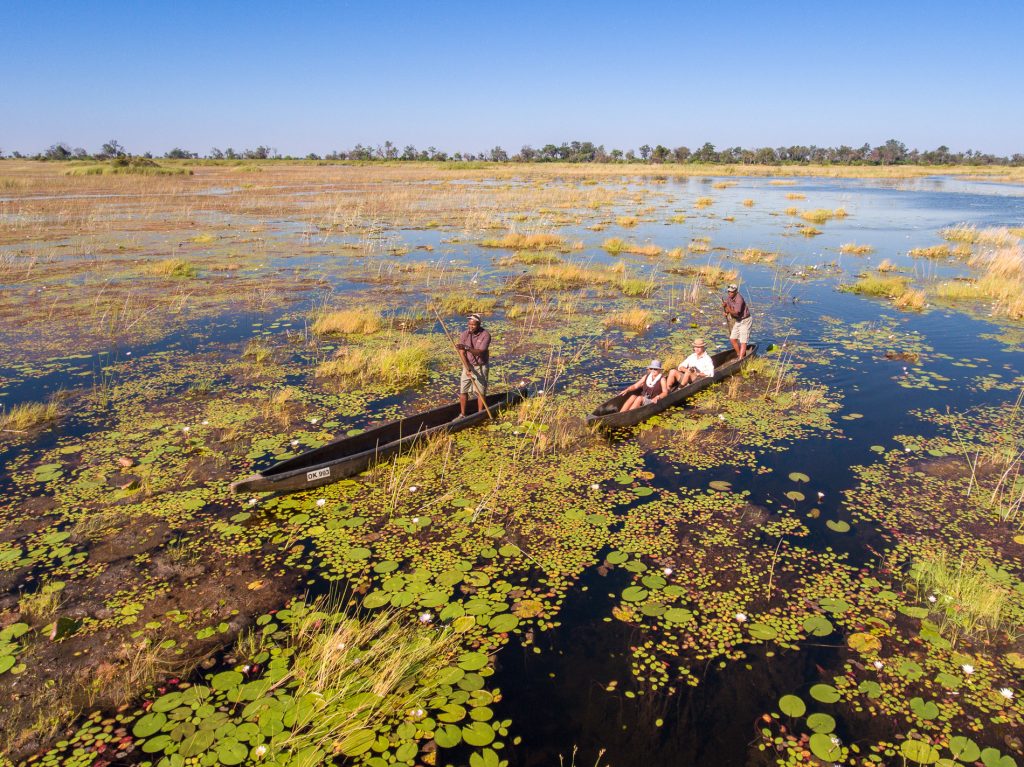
[[619, 360, 668, 412], [666, 338, 714, 389]]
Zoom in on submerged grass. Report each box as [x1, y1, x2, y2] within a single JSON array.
[[840, 243, 874, 255], [480, 232, 566, 250], [149, 258, 197, 278], [602, 308, 652, 332], [842, 274, 909, 298], [1, 399, 60, 432], [316, 338, 432, 388], [435, 293, 498, 315], [601, 238, 662, 257], [800, 208, 847, 224]]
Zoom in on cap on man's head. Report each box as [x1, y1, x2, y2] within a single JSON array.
[[727, 284, 738, 292], [648, 359, 663, 370], [693, 338, 706, 348], [467, 313, 481, 323]]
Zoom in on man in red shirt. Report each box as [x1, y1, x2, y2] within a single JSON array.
[[723, 284, 752, 360], [455, 313, 491, 418]]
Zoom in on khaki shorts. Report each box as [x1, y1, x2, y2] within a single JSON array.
[[729, 316, 752, 345], [460, 364, 489, 395]]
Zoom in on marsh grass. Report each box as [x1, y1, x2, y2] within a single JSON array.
[[909, 244, 952, 259], [499, 250, 563, 265], [876, 259, 897, 272], [736, 248, 779, 264], [603, 308, 652, 332], [785, 192, 806, 200], [694, 197, 714, 208], [895, 289, 927, 311], [668, 214, 687, 223], [435, 293, 498, 315], [601, 238, 662, 257], [909, 550, 1019, 644], [616, 216, 639, 227], [688, 237, 711, 254], [316, 338, 432, 388], [65, 158, 191, 176], [18, 580, 64, 625], [242, 339, 273, 364], [0, 398, 60, 432], [669, 263, 738, 287], [931, 245, 1024, 319], [149, 258, 197, 278], [842, 274, 909, 298], [263, 387, 297, 428], [840, 243, 874, 255], [940, 224, 1021, 247], [742, 199, 755, 207], [480, 232, 566, 250], [268, 600, 459, 761], [312, 308, 382, 335]]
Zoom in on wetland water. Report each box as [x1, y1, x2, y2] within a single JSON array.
[[1, 169, 1023, 767]]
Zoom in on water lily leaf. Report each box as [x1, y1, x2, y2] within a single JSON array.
[[488, 613, 519, 633], [512, 600, 544, 618], [461, 721, 495, 747], [910, 696, 939, 720], [709, 480, 732, 491], [802, 614, 833, 637], [899, 606, 929, 619], [362, 591, 390, 609], [819, 597, 850, 614], [211, 670, 243, 691], [980, 748, 1016, 767], [809, 684, 840, 703], [133, 711, 168, 738], [788, 472, 810, 483], [901, 739, 939, 764], [435, 724, 462, 748], [438, 704, 467, 723], [778, 694, 805, 718], [826, 519, 851, 533], [470, 748, 501, 767], [614, 474, 633, 485], [664, 608, 692, 625], [847, 632, 881, 654], [373, 560, 399, 574], [935, 672, 961, 689], [949, 736, 981, 762], [458, 652, 488, 671], [633, 487, 655, 497], [1005, 652, 1024, 669], [452, 616, 476, 633], [897, 660, 925, 680], [807, 713, 835, 733], [621, 586, 648, 603], [605, 551, 628, 565], [216, 738, 248, 765], [809, 732, 842, 761], [339, 729, 376, 756], [395, 742, 418, 762], [748, 622, 778, 640], [858, 680, 882, 699]]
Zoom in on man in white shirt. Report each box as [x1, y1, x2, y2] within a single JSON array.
[[667, 338, 714, 389]]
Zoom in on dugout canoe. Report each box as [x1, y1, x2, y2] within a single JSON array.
[[586, 345, 758, 429], [230, 387, 529, 494]]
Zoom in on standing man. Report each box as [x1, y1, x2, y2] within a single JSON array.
[[723, 283, 752, 359], [456, 313, 491, 418]]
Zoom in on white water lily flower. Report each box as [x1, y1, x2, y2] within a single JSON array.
[[242, 664, 251, 672], [310, 417, 320, 424], [182, 426, 191, 434], [316, 498, 326, 507], [927, 594, 937, 603], [254, 745, 268, 758], [718, 414, 726, 421], [663, 568, 673, 576], [873, 660, 884, 670], [412, 516, 420, 523], [202, 419, 209, 426], [1000, 688, 1014, 700], [419, 612, 433, 624], [291, 440, 299, 447], [961, 664, 974, 675], [817, 491, 825, 499], [409, 485, 419, 493], [590, 484, 600, 491], [248, 498, 258, 506], [735, 612, 747, 623]]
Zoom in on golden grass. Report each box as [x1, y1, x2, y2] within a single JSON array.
[[242, 339, 273, 364], [312, 307, 382, 335], [668, 214, 687, 223], [688, 237, 711, 253], [672, 263, 738, 287], [149, 258, 197, 278], [876, 259, 896, 272], [712, 181, 737, 189], [940, 224, 1021, 247], [909, 244, 951, 258], [784, 206, 799, 216], [601, 238, 662, 257], [499, 250, 563, 265], [798, 225, 822, 237], [480, 232, 566, 250], [1, 399, 61, 431], [842, 274, 909, 298], [19, 581, 64, 625], [603, 308, 652, 332], [316, 338, 432, 388], [742, 199, 755, 207], [894, 289, 926, 311], [616, 216, 639, 227], [736, 248, 779, 263], [694, 196, 714, 208], [800, 208, 847, 224], [929, 245, 1024, 318], [839, 243, 874, 255], [785, 192, 806, 200]]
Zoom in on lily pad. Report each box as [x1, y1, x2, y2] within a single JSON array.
[[778, 694, 806, 718], [900, 739, 939, 764], [809, 684, 840, 703], [806, 712, 835, 733], [809, 732, 842, 761], [847, 632, 881, 654], [825, 519, 851, 533]]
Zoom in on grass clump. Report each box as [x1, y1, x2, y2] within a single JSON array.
[[616, 216, 639, 227], [742, 198, 755, 207], [601, 238, 662, 257], [894, 289, 926, 311], [603, 308, 652, 332], [1, 399, 60, 432], [842, 274, 909, 298], [797, 225, 822, 237], [736, 248, 778, 263], [785, 192, 806, 200], [668, 214, 687, 223], [480, 232, 565, 250], [940, 224, 1021, 247], [18, 580, 65, 625], [840, 243, 874, 255], [435, 293, 498, 315], [908, 549, 1020, 644], [694, 197, 714, 208], [500, 250, 562, 265], [149, 258, 197, 278], [66, 157, 191, 176], [800, 208, 847, 224], [317, 339, 432, 389], [312, 308, 382, 335], [876, 259, 897, 272], [670, 264, 738, 287], [909, 244, 951, 259]]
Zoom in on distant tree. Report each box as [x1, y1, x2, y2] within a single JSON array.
[[871, 139, 908, 165], [625, 149, 636, 162], [651, 145, 671, 163], [72, 147, 89, 159], [142, 152, 153, 159], [243, 146, 272, 160], [209, 147, 224, 160], [673, 146, 690, 163], [100, 139, 126, 158], [692, 142, 717, 163], [224, 147, 238, 160], [306, 153, 321, 160], [44, 143, 72, 160], [754, 147, 777, 164], [382, 140, 398, 160], [164, 147, 194, 159], [401, 145, 417, 160], [518, 145, 536, 162], [489, 146, 508, 162], [639, 144, 652, 161]]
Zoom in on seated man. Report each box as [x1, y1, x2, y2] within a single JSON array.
[[619, 360, 668, 412], [667, 338, 714, 389]]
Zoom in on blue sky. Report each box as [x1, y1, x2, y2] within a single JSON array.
[[3, 0, 1022, 156]]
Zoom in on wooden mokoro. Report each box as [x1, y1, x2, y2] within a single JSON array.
[[586, 345, 758, 429], [230, 387, 529, 494]]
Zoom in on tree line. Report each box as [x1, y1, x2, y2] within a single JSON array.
[[4, 138, 1022, 166]]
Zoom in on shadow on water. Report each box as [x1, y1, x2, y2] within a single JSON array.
[[492, 562, 844, 767]]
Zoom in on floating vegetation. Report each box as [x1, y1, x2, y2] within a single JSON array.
[[316, 338, 433, 389], [148, 258, 197, 278], [839, 242, 874, 255], [800, 208, 847, 224], [0, 398, 60, 432], [480, 232, 566, 250], [603, 308, 652, 332], [841, 273, 909, 299], [601, 238, 662, 257], [311, 307, 382, 335]]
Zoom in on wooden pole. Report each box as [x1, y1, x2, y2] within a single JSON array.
[[431, 307, 494, 419]]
